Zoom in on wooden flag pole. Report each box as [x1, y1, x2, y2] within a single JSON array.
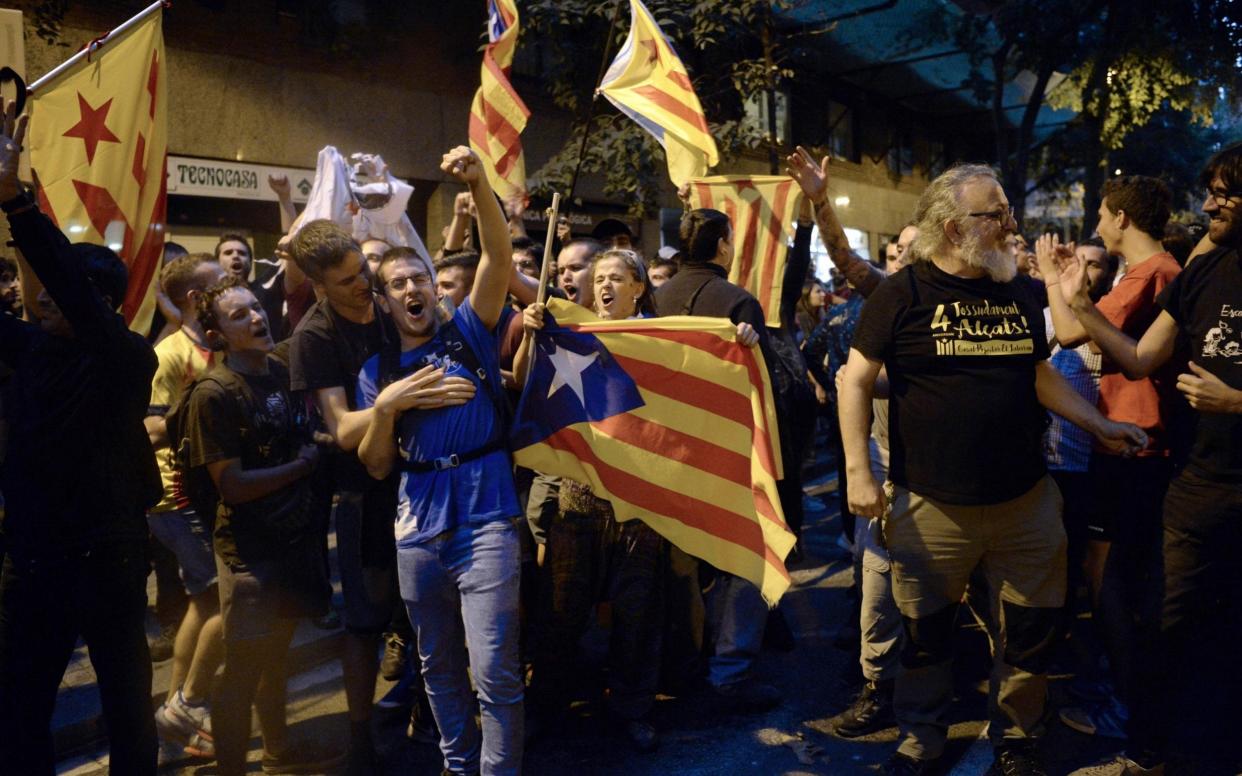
[[535, 191, 561, 306]]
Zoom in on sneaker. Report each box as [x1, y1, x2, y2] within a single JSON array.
[[380, 632, 409, 681], [988, 740, 1048, 776], [149, 623, 177, 663], [377, 672, 417, 710], [407, 694, 440, 745], [709, 677, 782, 713], [835, 679, 895, 738], [878, 752, 929, 775], [156, 690, 214, 757], [1059, 696, 1129, 739], [261, 739, 347, 774]]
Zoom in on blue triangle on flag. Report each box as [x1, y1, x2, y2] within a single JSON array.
[[511, 313, 645, 449]]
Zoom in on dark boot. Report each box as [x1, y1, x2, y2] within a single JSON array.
[[834, 678, 895, 738]]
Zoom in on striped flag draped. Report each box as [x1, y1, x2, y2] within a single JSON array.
[[597, 0, 719, 186], [28, 7, 167, 335], [468, 0, 530, 200], [512, 298, 794, 605], [688, 175, 801, 328]]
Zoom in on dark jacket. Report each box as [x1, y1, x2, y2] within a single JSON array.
[[0, 206, 160, 558]]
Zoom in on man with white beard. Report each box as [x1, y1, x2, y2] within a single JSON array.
[[837, 164, 1149, 776]]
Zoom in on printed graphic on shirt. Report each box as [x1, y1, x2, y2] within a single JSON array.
[[253, 390, 292, 459], [929, 299, 1034, 356], [1203, 306, 1242, 362]]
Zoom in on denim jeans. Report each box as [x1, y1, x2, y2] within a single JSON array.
[[397, 519, 523, 776], [0, 541, 157, 776], [705, 571, 768, 688]]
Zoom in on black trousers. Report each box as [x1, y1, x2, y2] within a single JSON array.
[[1160, 470, 1242, 775], [0, 540, 157, 776]]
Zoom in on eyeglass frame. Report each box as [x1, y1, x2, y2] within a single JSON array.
[[1206, 187, 1241, 208], [383, 271, 434, 292], [966, 205, 1015, 224]]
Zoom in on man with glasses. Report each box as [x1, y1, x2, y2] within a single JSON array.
[[1050, 143, 1242, 776], [838, 164, 1147, 776]]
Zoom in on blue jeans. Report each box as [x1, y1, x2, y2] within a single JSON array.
[[397, 519, 523, 776], [705, 571, 768, 688]]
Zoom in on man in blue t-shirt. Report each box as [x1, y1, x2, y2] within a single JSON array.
[[357, 146, 522, 776]]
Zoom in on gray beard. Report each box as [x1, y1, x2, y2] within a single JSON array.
[[961, 234, 1017, 283]]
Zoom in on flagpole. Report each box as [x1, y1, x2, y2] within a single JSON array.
[[535, 192, 561, 306], [564, 0, 626, 207], [28, 0, 168, 94]]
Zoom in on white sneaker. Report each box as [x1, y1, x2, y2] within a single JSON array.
[[155, 689, 214, 757]]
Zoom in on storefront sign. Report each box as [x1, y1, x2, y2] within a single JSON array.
[[167, 155, 316, 204]]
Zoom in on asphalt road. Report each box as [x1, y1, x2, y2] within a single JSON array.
[[58, 477, 1121, 776]]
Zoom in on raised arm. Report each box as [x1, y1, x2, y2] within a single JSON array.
[[1035, 234, 1090, 348], [443, 146, 512, 329], [785, 146, 883, 298], [1058, 248, 1179, 378], [269, 174, 298, 234]]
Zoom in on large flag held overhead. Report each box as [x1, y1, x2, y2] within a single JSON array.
[[512, 299, 794, 605], [28, 5, 167, 335], [688, 175, 801, 327], [468, 0, 530, 200], [597, 0, 719, 186]]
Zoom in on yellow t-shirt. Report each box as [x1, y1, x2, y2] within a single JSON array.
[[149, 329, 215, 514]]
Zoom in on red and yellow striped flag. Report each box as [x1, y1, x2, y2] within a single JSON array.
[[512, 298, 794, 605], [598, 0, 719, 186], [468, 0, 529, 200], [689, 175, 801, 328], [28, 7, 167, 335]]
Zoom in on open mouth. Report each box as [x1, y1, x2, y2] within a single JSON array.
[[563, 283, 578, 301], [254, 324, 269, 338], [599, 290, 615, 307], [406, 299, 425, 318]]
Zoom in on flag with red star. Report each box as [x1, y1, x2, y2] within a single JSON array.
[[28, 7, 167, 335]]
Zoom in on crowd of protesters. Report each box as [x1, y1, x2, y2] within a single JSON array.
[[0, 89, 1239, 776]]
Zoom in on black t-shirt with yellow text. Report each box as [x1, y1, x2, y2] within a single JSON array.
[[852, 262, 1051, 505]]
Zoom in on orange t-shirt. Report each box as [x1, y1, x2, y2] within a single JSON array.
[[1096, 251, 1182, 456]]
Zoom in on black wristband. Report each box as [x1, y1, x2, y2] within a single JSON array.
[[1, 188, 35, 214]]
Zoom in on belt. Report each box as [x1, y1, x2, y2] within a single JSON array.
[[398, 438, 506, 473]]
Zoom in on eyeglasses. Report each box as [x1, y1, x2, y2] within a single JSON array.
[[385, 273, 433, 292], [967, 205, 1015, 224], [1207, 188, 1241, 207]]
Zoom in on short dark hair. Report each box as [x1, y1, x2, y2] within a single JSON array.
[[289, 220, 359, 282], [679, 208, 730, 264], [434, 252, 480, 273], [195, 274, 248, 349], [649, 255, 678, 273], [0, 256, 15, 277], [375, 245, 432, 285], [1161, 222, 1195, 267], [72, 243, 128, 309], [1078, 236, 1120, 272], [1100, 175, 1172, 239], [1199, 141, 1242, 194], [214, 232, 251, 259], [561, 237, 605, 263], [161, 252, 218, 306], [512, 236, 542, 259]]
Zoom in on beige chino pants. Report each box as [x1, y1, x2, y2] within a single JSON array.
[[884, 475, 1066, 761]]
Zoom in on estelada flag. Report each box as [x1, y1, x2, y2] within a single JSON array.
[[597, 0, 718, 186], [512, 298, 794, 605], [28, 7, 167, 335], [468, 0, 529, 200], [688, 175, 801, 328]]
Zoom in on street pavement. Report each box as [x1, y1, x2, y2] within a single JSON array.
[[56, 458, 1122, 776]]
